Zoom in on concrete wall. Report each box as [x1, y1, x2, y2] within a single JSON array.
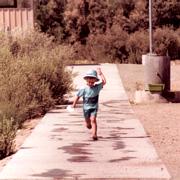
[[0, 8, 34, 33]]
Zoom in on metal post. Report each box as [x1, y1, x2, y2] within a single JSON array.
[[143, 0, 171, 95], [149, 0, 153, 54]]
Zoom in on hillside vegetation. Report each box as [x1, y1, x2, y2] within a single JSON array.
[[35, 0, 180, 63]]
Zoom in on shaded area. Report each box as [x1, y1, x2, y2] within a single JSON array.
[[50, 135, 63, 141], [59, 143, 93, 163], [112, 141, 125, 150], [68, 155, 93, 162], [59, 143, 91, 155], [20, 146, 33, 149], [109, 156, 136, 163], [163, 91, 180, 103], [102, 100, 131, 107], [121, 136, 151, 139], [52, 127, 68, 132], [32, 168, 85, 178]]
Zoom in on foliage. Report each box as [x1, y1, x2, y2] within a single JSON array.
[[64, 0, 111, 44], [0, 30, 73, 126], [127, 0, 148, 33], [0, 30, 73, 158], [33, 0, 180, 62], [36, 0, 67, 43], [87, 26, 129, 63], [126, 30, 149, 64], [153, 27, 180, 59], [152, 0, 180, 28], [0, 114, 17, 159]]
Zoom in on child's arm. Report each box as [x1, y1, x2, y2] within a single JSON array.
[[97, 68, 106, 86], [72, 95, 80, 108]]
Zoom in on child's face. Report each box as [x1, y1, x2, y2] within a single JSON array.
[[85, 77, 97, 87]]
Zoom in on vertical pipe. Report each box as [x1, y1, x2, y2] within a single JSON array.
[[149, 0, 153, 54]]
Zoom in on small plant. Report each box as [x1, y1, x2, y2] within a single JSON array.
[[126, 30, 149, 64], [0, 114, 17, 159]]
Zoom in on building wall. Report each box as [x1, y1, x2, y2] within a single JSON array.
[[0, 8, 34, 33], [0, 0, 17, 7]]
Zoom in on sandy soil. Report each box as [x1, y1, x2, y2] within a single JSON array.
[[118, 63, 180, 180], [0, 63, 180, 180]]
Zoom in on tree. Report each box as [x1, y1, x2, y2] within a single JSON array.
[[35, 0, 180, 62], [35, 0, 67, 43], [152, 0, 180, 28], [64, 0, 90, 44], [127, 0, 148, 33], [64, 0, 112, 44]]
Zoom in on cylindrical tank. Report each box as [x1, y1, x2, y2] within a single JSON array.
[[142, 54, 170, 91]]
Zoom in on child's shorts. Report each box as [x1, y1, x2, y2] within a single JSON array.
[[83, 108, 97, 119]]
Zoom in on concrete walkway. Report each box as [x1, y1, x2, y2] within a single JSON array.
[[0, 64, 170, 180]]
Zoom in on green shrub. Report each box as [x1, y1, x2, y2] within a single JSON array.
[[126, 30, 149, 64], [0, 30, 73, 157], [153, 27, 180, 59], [0, 114, 17, 159], [77, 26, 129, 63], [101, 26, 129, 63], [0, 30, 73, 127], [126, 27, 180, 63]]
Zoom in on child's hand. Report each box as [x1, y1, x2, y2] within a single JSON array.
[[96, 67, 102, 75], [97, 67, 106, 86]]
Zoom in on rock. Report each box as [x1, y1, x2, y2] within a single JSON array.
[[134, 90, 167, 104]]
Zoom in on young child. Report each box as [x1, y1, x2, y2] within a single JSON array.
[[72, 68, 106, 140]]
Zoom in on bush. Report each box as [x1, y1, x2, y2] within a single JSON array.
[[126, 30, 149, 64], [0, 30, 73, 158], [126, 27, 180, 63], [153, 27, 180, 59], [0, 30, 73, 126], [75, 26, 129, 63], [0, 114, 17, 159]]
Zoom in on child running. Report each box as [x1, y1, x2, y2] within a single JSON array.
[[72, 67, 106, 140]]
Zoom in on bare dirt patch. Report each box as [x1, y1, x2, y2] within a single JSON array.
[[118, 63, 180, 180]]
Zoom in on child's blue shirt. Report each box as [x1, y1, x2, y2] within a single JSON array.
[[77, 82, 103, 110]]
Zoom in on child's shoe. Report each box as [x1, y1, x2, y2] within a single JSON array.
[[92, 136, 98, 141], [86, 124, 92, 129]]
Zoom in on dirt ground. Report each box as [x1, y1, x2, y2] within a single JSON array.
[[0, 63, 180, 180], [118, 63, 180, 180]]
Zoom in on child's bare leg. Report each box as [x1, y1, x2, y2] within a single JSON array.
[[90, 116, 97, 140], [85, 118, 92, 129]]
